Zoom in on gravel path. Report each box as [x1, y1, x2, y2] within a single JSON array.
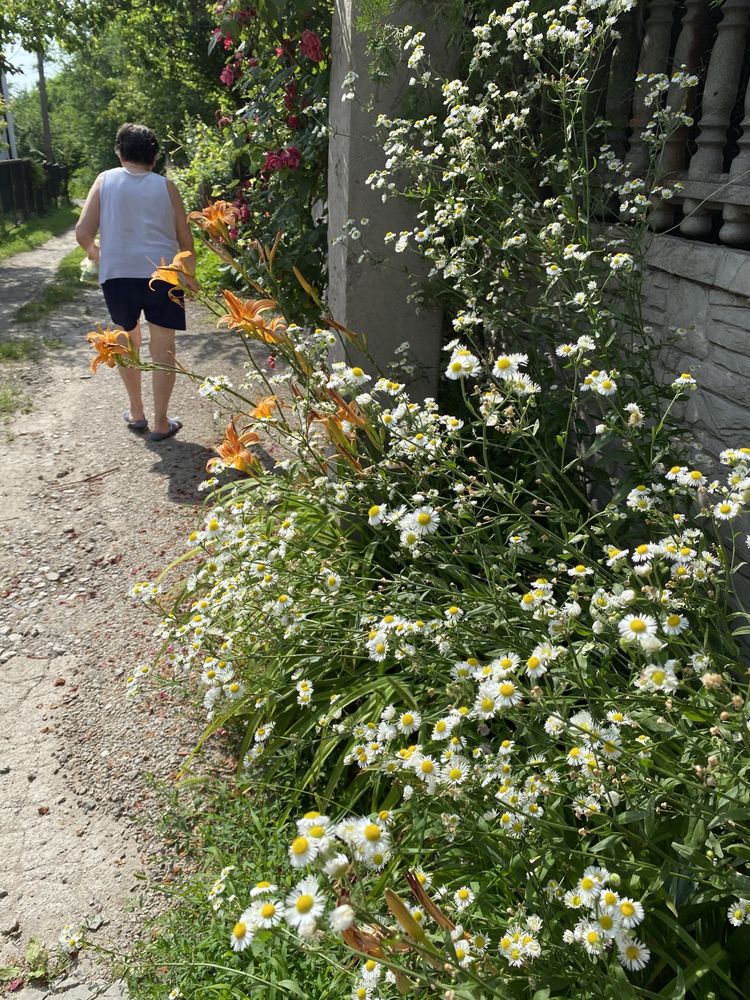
[[0, 234, 258, 999]]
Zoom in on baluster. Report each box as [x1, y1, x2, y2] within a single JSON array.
[[624, 0, 675, 183], [650, 0, 709, 230], [605, 2, 645, 161], [719, 72, 750, 245], [680, 0, 750, 238]]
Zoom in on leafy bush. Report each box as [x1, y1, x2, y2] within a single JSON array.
[[119, 1, 750, 998], [189, 0, 332, 318]]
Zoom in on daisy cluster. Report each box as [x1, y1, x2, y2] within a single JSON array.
[[556, 867, 650, 971]]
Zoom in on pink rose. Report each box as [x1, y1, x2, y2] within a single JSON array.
[[281, 145, 301, 170], [299, 29, 324, 62], [263, 150, 284, 172], [219, 65, 236, 86]]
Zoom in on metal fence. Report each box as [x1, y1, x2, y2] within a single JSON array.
[[0, 159, 68, 225]]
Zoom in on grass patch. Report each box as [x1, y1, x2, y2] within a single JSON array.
[[0, 203, 80, 261], [0, 383, 25, 415], [124, 777, 348, 1000], [14, 247, 87, 323], [0, 337, 62, 362]]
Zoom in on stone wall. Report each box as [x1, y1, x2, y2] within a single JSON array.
[[643, 234, 750, 462]]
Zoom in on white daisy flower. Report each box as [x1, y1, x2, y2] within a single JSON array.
[[284, 876, 326, 929], [617, 614, 658, 643], [230, 916, 254, 951], [453, 886, 475, 910], [617, 897, 645, 928], [618, 936, 651, 970]]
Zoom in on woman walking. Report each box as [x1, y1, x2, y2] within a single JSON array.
[[76, 122, 194, 441]]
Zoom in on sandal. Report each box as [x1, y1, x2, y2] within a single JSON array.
[[149, 418, 183, 442]]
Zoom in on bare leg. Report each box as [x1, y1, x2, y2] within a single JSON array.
[[118, 322, 145, 422], [148, 322, 177, 434]]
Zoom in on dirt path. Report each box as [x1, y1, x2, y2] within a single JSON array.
[[0, 236, 257, 999], [0, 229, 80, 331]]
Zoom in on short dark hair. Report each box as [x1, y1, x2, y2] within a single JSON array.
[[114, 123, 159, 165]]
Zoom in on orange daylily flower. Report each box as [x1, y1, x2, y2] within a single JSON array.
[[150, 250, 199, 301], [187, 200, 239, 239], [218, 290, 288, 345], [207, 419, 260, 474], [252, 395, 282, 420], [85, 324, 133, 373]]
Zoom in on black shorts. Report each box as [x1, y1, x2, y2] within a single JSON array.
[[101, 278, 186, 331]]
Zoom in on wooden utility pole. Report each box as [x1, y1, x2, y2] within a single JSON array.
[[36, 48, 53, 161]]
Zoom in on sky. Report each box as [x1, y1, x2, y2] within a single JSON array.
[[3, 42, 61, 97]]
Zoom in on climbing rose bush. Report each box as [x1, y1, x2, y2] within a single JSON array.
[[121, 1, 750, 997]]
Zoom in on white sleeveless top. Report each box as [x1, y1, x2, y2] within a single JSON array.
[[98, 168, 178, 283]]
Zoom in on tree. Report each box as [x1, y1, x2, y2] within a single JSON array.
[[9, 0, 223, 187]]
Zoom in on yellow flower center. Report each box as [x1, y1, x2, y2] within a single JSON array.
[[666, 614, 681, 627], [499, 682, 515, 697], [308, 825, 326, 838], [417, 512, 431, 526], [620, 901, 635, 917], [458, 888, 470, 900], [256, 880, 271, 889], [420, 759, 434, 774], [448, 605, 459, 615], [481, 697, 494, 712], [449, 767, 463, 781], [368, 505, 380, 517], [497, 357, 510, 369], [401, 713, 414, 727], [352, 367, 364, 377], [581, 877, 594, 891], [364, 823, 381, 842], [233, 922, 247, 939], [291, 836, 309, 856], [628, 618, 646, 633], [296, 894, 314, 914], [527, 656, 540, 669], [260, 902, 276, 919]]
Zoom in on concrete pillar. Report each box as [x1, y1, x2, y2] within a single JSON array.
[[327, 0, 444, 399]]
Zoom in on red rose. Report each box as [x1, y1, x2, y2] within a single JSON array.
[[281, 145, 301, 170], [286, 114, 301, 130], [263, 150, 284, 172], [299, 29, 324, 62]]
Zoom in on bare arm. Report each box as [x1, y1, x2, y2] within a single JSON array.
[[75, 175, 102, 260], [167, 179, 195, 270]]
